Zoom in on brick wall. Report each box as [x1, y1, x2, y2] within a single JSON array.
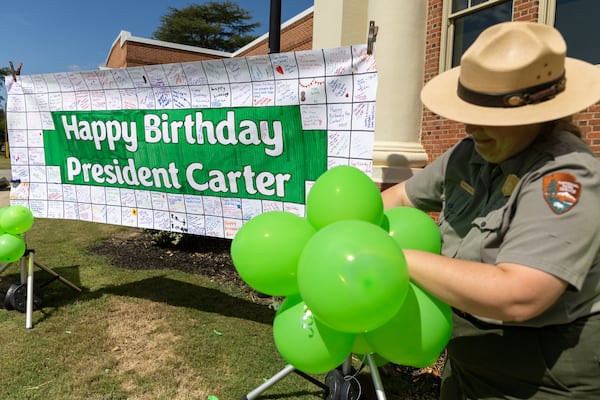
[[104, 3, 600, 160], [105, 40, 225, 69], [125, 43, 223, 67], [105, 13, 313, 69], [423, 0, 600, 162], [238, 12, 314, 56], [421, 0, 466, 161], [105, 42, 128, 69]]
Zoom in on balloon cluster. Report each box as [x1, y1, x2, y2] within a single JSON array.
[[231, 166, 452, 374], [0, 205, 35, 263]]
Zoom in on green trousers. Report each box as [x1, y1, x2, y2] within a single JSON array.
[[440, 311, 600, 399]]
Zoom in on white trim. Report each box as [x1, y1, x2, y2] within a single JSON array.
[[440, 0, 514, 72], [439, 1, 452, 74], [540, 0, 556, 25], [104, 30, 232, 67]]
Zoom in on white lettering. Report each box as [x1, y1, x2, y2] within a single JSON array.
[[65, 157, 181, 189], [186, 163, 290, 197], [61, 115, 138, 151], [62, 111, 283, 157]]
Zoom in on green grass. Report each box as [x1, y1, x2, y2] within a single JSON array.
[[0, 155, 10, 169], [0, 219, 348, 399], [0, 217, 437, 399], [0, 151, 439, 399]]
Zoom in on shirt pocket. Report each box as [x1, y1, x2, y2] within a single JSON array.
[[438, 189, 473, 257], [441, 185, 473, 222], [473, 206, 505, 232], [471, 206, 508, 264]]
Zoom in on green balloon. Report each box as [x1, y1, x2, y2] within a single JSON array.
[[383, 207, 442, 254], [297, 220, 409, 333], [352, 333, 376, 355], [273, 295, 355, 374], [0, 233, 26, 263], [354, 352, 389, 368], [352, 335, 389, 367], [306, 166, 384, 230], [0, 207, 8, 234], [0, 205, 35, 235], [231, 211, 315, 296], [364, 282, 453, 368]]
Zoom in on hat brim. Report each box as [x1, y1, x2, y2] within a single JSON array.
[[421, 58, 600, 126]]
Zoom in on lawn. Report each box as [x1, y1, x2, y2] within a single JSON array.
[[0, 149, 441, 398], [0, 218, 326, 399], [0, 216, 441, 399], [0, 153, 442, 399], [0, 155, 10, 170]]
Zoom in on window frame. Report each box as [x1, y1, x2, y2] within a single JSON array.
[[439, 0, 513, 74], [539, 0, 555, 25], [440, 0, 599, 73]]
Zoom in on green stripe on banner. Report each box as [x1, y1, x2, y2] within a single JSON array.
[[44, 106, 327, 203]]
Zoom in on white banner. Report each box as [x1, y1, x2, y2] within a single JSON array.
[[5, 45, 377, 238]]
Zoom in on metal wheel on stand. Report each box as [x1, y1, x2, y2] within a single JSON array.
[[4, 281, 43, 312], [324, 368, 360, 400]]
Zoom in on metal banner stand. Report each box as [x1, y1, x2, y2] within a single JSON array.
[[241, 364, 329, 400], [2, 249, 82, 329], [365, 354, 388, 400], [241, 354, 388, 399]]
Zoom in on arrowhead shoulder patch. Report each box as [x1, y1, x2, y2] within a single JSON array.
[[543, 172, 581, 214]]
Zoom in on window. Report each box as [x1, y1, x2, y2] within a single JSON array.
[[551, 0, 600, 64], [444, 0, 513, 69], [442, 0, 600, 70]]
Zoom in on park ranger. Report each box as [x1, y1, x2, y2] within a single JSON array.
[[382, 21, 600, 399]]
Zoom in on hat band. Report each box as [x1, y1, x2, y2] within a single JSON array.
[[457, 73, 566, 108]]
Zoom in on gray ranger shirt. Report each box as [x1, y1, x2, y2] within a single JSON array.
[[405, 129, 600, 327]]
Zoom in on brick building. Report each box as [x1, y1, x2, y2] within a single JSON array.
[[103, 1, 600, 181], [422, 0, 600, 162], [104, 7, 314, 68]]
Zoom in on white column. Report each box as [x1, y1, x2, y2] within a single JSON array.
[[313, 0, 429, 184], [312, 0, 368, 49], [368, 0, 429, 184]]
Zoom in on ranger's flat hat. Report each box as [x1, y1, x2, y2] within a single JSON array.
[[421, 21, 600, 126]]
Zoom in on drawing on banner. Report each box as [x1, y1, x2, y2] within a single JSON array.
[[5, 45, 377, 239]]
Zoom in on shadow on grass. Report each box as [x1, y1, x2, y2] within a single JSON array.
[[2, 267, 275, 326], [0, 264, 83, 305], [255, 390, 327, 399], [99, 275, 275, 325]]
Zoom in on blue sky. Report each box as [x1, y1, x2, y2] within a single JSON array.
[[2, 0, 314, 76]]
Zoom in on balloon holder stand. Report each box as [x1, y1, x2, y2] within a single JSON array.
[[1, 249, 82, 329], [241, 354, 388, 400]]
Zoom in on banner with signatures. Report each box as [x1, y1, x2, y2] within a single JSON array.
[[5, 45, 377, 238]]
